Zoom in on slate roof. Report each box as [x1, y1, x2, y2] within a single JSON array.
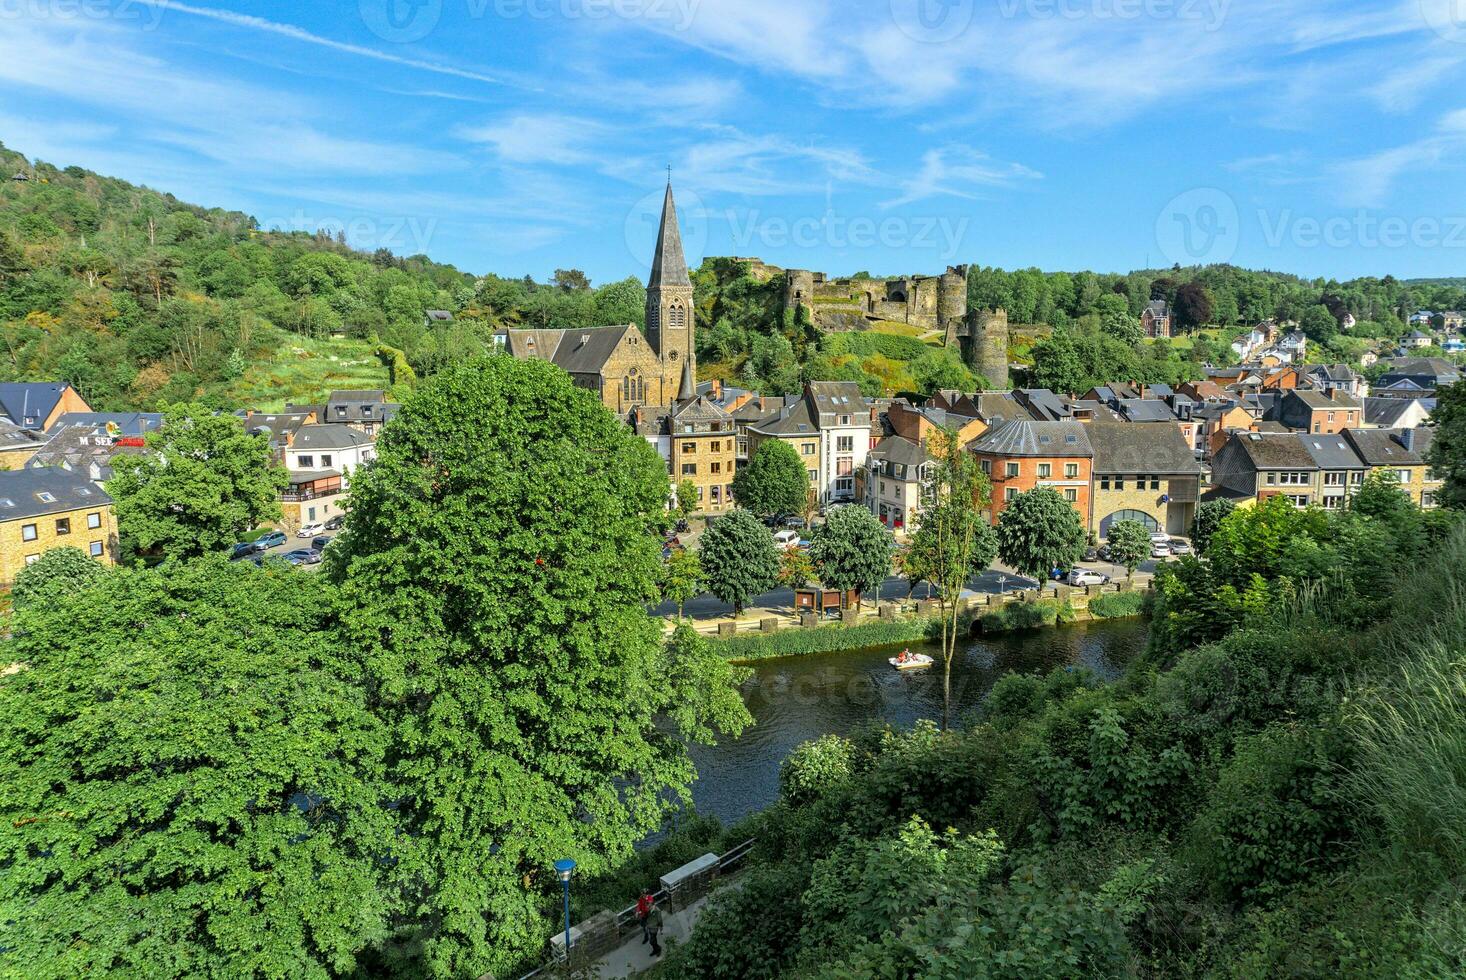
[[27, 424, 148, 481], [0, 382, 71, 429], [731, 396, 786, 424], [869, 435, 928, 469], [0, 421, 42, 455], [668, 393, 732, 428], [1298, 434, 1365, 470], [1306, 363, 1358, 382], [967, 419, 1092, 457], [1085, 422, 1200, 476], [503, 325, 643, 378], [749, 398, 819, 437], [424, 310, 453, 323], [1116, 399, 1176, 423], [1015, 389, 1071, 421], [0, 467, 111, 522], [1231, 432, 1317, 470], [46, 412, 162, 436], [648, 183, 692, 288], [1364, 397, 1423, 427], [243, 412, 314, 443], [972, 391, 1023, 422], [806, 381, 866, 422], [291, 424, 375, 451], [1343, 428, 1427, 466]]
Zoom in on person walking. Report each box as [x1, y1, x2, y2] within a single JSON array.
[[645, 901, 664, 958], [635, 889, 655, 944]]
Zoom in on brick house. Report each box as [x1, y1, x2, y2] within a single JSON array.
[[967, 419, 1093, 529], [1142, 300, 1172, 339], [1210, 432, 1320, 508], [1275, 388, 1362, 434], [1085, 422, 1202, 538], [0, 468, 116, 583]]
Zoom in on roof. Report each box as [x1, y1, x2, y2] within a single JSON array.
[[869, 435, 928, 469], [503, 325, 642, 377], [0, 420, 42, 453], [46, 412, 163, 436], [424, 310, 453, 322], [1364, 397, 1422, 427], [0, 382, 70, 429], [749, 398, 819, 437], [648, 182, 692, 288], [1116, 399, 1176, 423], [967, 419, 1092, 457], [1015, 389, 1071, 421], [1307, 363, 1358, 382], [1085, 422, 1200, 476], [0, 467, 111, 522], [243, 411, 314, 442], [668, 394, 732, 428], [806, 381, 866, 422], [1298, 433, 1365, 470], [291, 424, 375, 451], [1231, 432, 1317, 470], [972, 391, 1023, 422], [1288, 388, 1360, 410], [27, 424, 148, 482], [1343, 428, 1428, 466], [731, 396, 786, 423], [1145, 299, 1169, 317]]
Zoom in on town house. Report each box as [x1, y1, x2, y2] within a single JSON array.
[[281, 424, 376, 529], [1343, 428, 1443, 508], [1085, 422, 1202, 538], [0, 468, 116, 583], [967, 419, 1093, 529]]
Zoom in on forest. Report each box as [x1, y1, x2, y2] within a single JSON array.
[[5, 141, 1464, 413]]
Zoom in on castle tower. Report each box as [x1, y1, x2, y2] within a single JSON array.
[[965, 308, 1009, 389], [646, 180, 695, 400], [938, 264, 969, 347], [783, 269, 816, 316]]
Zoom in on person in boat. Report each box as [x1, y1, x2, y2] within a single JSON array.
[[897, 649, 910, 664]]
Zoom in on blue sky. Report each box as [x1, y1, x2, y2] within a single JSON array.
[[3, 0, 1466, 283]]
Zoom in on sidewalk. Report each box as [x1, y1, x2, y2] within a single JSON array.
[[591, 882, 741, 977]]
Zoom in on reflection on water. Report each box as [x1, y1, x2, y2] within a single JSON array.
[[687, 618, 1149, 826]]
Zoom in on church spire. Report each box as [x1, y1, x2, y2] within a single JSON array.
[[648, 180, 691, 289]]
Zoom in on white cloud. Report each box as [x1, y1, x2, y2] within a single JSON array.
[[881, 146, 1041, 208], [458, 115, 613, 166]]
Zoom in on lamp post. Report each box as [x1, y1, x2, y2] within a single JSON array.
[[554, 858, 576, 965]]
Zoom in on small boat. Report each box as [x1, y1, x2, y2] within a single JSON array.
[[889, 650, 934, 671]]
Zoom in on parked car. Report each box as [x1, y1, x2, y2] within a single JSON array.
[[773, 529, 801, 548], [282, 548, 322, 566], [324, 515, 344, 531], [1082, 546, 1100, 562], [255, 530, 288, 550], [1150, 531, 1170, 546], [229, 541, 258, 560], [296, 522, 326, 538], [1097, 544, 1113, 562], [1066, 569, 1110, 587], [1151, 541, 1173, 558], [312, 535, 334, 552], [1168, 539, 1193, 555]]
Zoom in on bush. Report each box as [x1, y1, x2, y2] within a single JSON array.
[[837, 332, 929, 361], [978, 598, 1075, 633], [780, 735, 855, 806], [984, 673, 1047, 725], [1087, 590, 1146, 620], [708, 617, 943, 662], [662, 864, 810, 979]]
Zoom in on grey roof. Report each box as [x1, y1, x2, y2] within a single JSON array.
[[0, 420, 42, 453], [0, 467, 111, 521], [555, 325, 635, 375], [27, 424, 148, 482], [1364, 397, 1420, 427], [972, 391, 1023, 422], [0, 382, 71, 430], [870, 435, 928, 469], [424, 310, 453, 322], [967, 419, 1092, 457], [669, 393, 732, 427], [1117, 399, 1176, 423], [749, 398, 819, 437], [1306, 363, 1358, 382], [1015, 389, 1071, 421], [1085, 422, 1200, 476], [286, 468, 341, 483], [244, 411, 314, 443], [1378, 357, 1460, 386], [291, 424, 375, 451], [806, 381, 866, 421], [731, 396, 787, 423], [648, 182, 692, 288], [1343, 427, 1428, 466], [46, 412, 162, 436], [1145, 299, 1169, 317], [1232, 432, 1317, 470], [1298, 433, 1365, 470]]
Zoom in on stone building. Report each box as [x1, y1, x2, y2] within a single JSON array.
[[1085, 422, 1202, 538], [500, 181, 696, 416], [637, 394, 738, 514], [0, 467, 117, 583], [780, 264, 969, 338]]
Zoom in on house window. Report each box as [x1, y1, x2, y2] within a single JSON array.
[[835, 478, 854, 494], [1037, 463, 1052, 479], [696, 485, 704, 501], [683, 442, 697, 454], [836, 458, 853, 476], [1115, 479, 1125, 491], [1150, 479, 1160, 491], [681, 463, 696, 475], [36, 492, 55, 503], [1005, 462, 1019, 478], [21, 523, 36, 542], [1396, 469, 1412, 483], [1004, 487, 1018, 501], [1064, 488, 1078, 502], [87, 512, 101, 529], [980, 460, 991, 475], [710, 441, 720, 452], [298, 455, 314, 468], [808, 469, 818, 482], [320, 454, 333, 467], [839, 415, 851, 426], [837, 436, 854, 452], [1324, 472, 1345, 486], [55, 517, 70, 535], [1100, 477, 1111, 490], [1065, 463, 1079, 478], [1287, 494, 1309, 508], [802, 442, 817, 455], [710, 486, 721, 504], [90, 540, 104, 558], [24, 554, 39, 565], [710, 462, 722, 474]]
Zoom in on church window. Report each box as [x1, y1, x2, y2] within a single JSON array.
[[669, 303, 686, 331]]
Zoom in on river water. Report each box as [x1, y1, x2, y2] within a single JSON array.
[[686, 619, 1149, 826]]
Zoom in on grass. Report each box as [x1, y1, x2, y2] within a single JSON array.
[[977, 598, 1077, 633], [867, 320, 927, 338], [225, 330, 390, 410], [708, 616, 944, 662], [1088, 590, 1147, 620]]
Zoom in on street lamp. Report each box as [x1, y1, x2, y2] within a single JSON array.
[[554, 858, 576, 964]]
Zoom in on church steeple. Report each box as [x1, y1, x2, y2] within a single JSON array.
[[646, 176, 695, 403]]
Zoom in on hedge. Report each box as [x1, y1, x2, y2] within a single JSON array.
[[709, 616, 944, 662], [1088, 590, 1147, 620], [977, 599, 1077, 634], [841, 332, 929, 361]]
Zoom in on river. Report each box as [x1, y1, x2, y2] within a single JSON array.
[[686, 618, 1150, 826]]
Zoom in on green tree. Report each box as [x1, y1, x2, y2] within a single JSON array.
[[675, 477, 699, 520], [660, 546, 703, 619], [807, 504, 894, 607], [778, 545, 817, 590], [1429, 380, 1466, 509], [1105, 519, 1151, 579], [107, 404, 286, 561], [10, 545, 109, 608], [996, 486, 1086, 584], [1100, 308, 1144, 346], [0, 559, 392, 979], [331, 357, 749, 977], [732, 439, 810, 519], [1191, 498, 1237, 554], [699, 508, 781, 615], [910, 348, 975, 396], [1300, 304, 1339, 344], [908, 428, 997, 728], [1350, 469, 1417, 524]]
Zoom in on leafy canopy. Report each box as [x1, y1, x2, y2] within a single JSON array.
[[699, 508, 781, 614], [996, 486, 1086, 582], [10, 545, 109, 607], [733, 439, 810, 518], [1106, 519, 1152, 576], [807, 504, 894, 598]]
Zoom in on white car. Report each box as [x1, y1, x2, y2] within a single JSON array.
[[1066, 568, 1110, 587], [296, 522, 326, 538], [1150, 532, 1170, 546], [1151, 541, 1173, 558], [773, 529, 801, 548]]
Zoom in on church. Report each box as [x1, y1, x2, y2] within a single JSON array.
[[498, 181, 696, 416]]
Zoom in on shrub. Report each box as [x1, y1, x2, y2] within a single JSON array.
[[978, 598, 1075, 633], [984, 673, 1047, 725], [662, 863, 811, 979], [840, 332, 929, 361], [1088, 590, 1145, 620], [708, 617, 943, 662], [780, 735, 855, 806]]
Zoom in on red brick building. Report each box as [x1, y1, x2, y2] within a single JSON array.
[[967, 419, 1094, 530]]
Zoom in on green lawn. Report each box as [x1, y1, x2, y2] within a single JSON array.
[[225, 332, 390, 411], [867, 319, 927, 338]]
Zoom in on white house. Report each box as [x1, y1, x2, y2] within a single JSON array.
[[281, 424, 376, 528], [805, 381, 872, 505]]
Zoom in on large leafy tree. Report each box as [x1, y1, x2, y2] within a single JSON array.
[[808, 504, 894, 605], [699, 508, 781, 615], [1429, 380, 1466, 509], [908, 429, 997, 728], [1191, 498, 1237, 555], [107, 403, 286, 561], [996, 486, 1086, 584], [331, 357, 748, 977], [10, 545, 109, 608], [1105, 519, 1152, 579], [0, 559, 392, 979], [732, 439, 810, 519]]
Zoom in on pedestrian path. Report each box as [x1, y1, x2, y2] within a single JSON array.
[[590, 880, 744, 977]]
